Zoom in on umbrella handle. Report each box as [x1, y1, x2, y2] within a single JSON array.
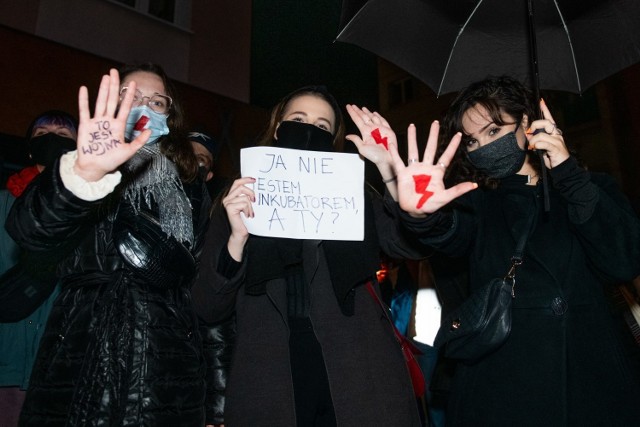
[[536, 149, 550, 212], [527, 0, 541, 103]]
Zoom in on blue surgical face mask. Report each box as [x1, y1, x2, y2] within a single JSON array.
[[466, 131, 527, 179], [124, 106, 170, 145]]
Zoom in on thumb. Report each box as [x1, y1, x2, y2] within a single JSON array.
[[388, 140, 405, 170], [128, 129, 151, 151], [445, 181, 478, 201], [345, 134, 364, 149]]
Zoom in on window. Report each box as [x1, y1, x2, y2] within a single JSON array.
[[113, 0, 135, 7], [148, 0, 175, 23], [388, 77, 415, 107], [109, 0, 189, 27]]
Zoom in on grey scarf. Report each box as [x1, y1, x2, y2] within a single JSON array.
[[120, 144, 194, 245]]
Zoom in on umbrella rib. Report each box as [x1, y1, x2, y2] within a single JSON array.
[[438, 0, 485, 95], [335, 2, 372, 41], [552, 0, 582, 92]]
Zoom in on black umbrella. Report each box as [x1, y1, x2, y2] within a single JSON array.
[[336, 0, 640, 97]]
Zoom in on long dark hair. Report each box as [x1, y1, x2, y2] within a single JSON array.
[[257, 85, 346, 152], [119, 62, 198, 182], [440, 75, 540, 188]]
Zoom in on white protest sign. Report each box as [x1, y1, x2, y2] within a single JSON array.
[[240, 146, 364, 240]]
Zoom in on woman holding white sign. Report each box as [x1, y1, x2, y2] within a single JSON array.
[[192, 86, 423, 426]]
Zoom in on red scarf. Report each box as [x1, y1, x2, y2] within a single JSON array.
[[5, 166, 40, 197]]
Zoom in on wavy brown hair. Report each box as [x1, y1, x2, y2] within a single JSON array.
[[119, 62, 198, 182], [439, 75, 541, 188], [257, 85, 346, 152]]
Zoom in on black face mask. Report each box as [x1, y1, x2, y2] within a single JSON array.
[[466, 131, 526, 179], [274, 121, 334, 152], [28, 133, 76, 168], [197, 165, 210, 181]]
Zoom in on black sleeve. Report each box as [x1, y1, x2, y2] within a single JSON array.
[[200, 314, 236, 426], [385, 191, 477, 258], [191, 203, 246, 324], [549, 156, 599, 224], [397, 207, 455, 238], [183, 178, 213, 259], [6, 159, 100, 257], [550, 156, 640, 281], [217, 246, 242, 279]]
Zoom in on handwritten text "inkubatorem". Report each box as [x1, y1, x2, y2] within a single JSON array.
[[241, 146, 365, 240]]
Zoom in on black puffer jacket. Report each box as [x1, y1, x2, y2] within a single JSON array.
[[7, 162, 233, 427], [200, 316, 235, 425]]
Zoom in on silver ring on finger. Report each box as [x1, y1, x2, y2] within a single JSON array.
[[438, 162, 447, 169], [409, 158, 419, 164]]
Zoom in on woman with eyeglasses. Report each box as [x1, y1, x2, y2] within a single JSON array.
[[6, 63, 232, 426]]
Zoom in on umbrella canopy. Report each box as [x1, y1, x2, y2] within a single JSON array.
[[336, 0, 640, 96]]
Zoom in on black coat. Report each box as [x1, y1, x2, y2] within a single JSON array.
[[401, 158, 640, 426], [6, 162, 231, 427], [192, 190, 424, 426]]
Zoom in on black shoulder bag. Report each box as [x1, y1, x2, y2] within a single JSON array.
[[0, 252, 59, 322], [433, 211, 535, 364]]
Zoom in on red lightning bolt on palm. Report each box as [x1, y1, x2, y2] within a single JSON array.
[[413, 174, 434, 209], [370, 128, 388, 150]]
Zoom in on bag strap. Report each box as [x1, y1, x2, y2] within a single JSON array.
[[504, 211, 537, 297], [365, 281, 422, 355]]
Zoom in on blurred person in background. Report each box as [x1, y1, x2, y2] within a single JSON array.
[[0, 110, 77, 427]]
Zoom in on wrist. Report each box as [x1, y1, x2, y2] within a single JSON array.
[[377, 163, 395, 181], [227, 233, 248, 261], [408, 212, 428, 218], [60, 151, 121, 201], [73, 162, 106, 182]]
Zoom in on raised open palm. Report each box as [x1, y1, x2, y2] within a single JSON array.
[[73, 69, 150, 182], [345, 104, 396, 167], [389, 121, 477, 216]]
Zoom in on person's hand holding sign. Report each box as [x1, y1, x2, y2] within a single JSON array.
[[222, 177, 256, 261]]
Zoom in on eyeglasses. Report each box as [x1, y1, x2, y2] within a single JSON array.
[[119, 87, 173, 115]]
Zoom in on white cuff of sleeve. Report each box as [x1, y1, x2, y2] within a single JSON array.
[[59, 150, 122, 201]]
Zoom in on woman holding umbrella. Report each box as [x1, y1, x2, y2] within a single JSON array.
[[386, 75, 640, 426]]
